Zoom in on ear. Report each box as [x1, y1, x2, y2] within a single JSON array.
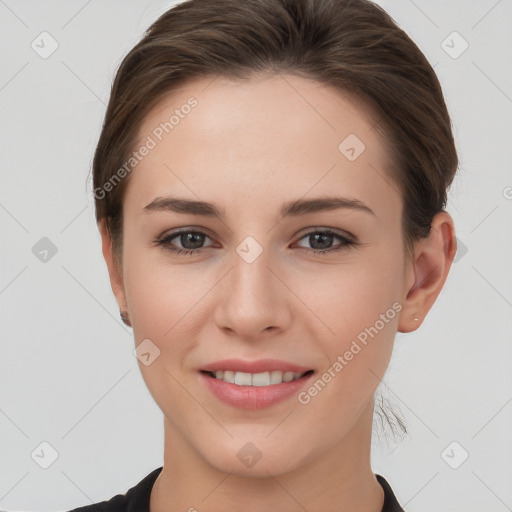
[[398, 211, 457, 333], [98, 218, 128, 314]]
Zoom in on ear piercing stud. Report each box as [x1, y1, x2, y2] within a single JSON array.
[[120, 310, 132, 327]]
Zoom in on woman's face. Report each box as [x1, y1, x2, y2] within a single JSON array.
[[114, 74, 415, 476]]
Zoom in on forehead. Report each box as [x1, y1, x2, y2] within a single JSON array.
[[125, 73, 400, 219]]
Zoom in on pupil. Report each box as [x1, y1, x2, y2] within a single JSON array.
[[311, 233, 332, 249], [182, 232, 203, 249]]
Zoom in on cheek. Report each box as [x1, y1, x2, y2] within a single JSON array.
[[305, 252, 403, 340], [302, 250, 403, 393], [123, 241, 200, 336], [123, 253, 202, 409]]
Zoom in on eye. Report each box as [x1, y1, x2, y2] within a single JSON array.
[[294, 229, 357, 255], [154, 228, 358, 256], [153, 229, 215, 255]]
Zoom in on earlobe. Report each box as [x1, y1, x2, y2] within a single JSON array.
[[398, 212, 457, 333], [98, 219, 129, 314]]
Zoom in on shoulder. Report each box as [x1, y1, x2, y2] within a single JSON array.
[[66, 467, 163, 512], [375, 474, 406, 512]]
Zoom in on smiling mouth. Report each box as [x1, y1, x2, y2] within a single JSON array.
[[201, 369, 314, 386]]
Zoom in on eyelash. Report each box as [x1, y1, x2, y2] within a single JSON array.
[[153, 228, 358, 256]]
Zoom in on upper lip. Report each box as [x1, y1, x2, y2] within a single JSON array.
[[200, 358, 313, 374]]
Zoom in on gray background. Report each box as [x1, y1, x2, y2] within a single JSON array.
[[1, 1, 511, 511]]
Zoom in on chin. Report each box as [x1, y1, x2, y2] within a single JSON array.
[[197, 434, 309, 478]]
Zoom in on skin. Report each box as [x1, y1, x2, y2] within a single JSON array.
[[99, 73, 456, 511]]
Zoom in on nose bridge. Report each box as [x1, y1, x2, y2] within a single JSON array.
[[215, 236, 287, 335], [231, 238, 277, 308]]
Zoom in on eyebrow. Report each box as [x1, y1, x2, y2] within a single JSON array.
[[143, 195, 375, 218]]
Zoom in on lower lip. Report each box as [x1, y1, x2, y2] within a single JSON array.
[[199, 371, 314, 410]]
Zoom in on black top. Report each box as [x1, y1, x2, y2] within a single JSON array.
[[67, 467, 405, 511]]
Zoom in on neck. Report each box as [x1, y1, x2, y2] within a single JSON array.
[[150, 399, 384, 512]]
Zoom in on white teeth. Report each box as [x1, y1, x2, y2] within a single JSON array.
[[282, 371, 295, 382], [223, 370, 235, 383], [270, 370, 283, 385], [234, 371, 252, 386], [210, 370, 306, 386], [252, 372, 271, 387]]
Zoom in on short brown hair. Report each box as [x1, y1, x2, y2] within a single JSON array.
[[92, 0, 458, 264]]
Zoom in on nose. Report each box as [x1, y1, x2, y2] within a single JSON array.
[[213, 245, 292, 340]]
